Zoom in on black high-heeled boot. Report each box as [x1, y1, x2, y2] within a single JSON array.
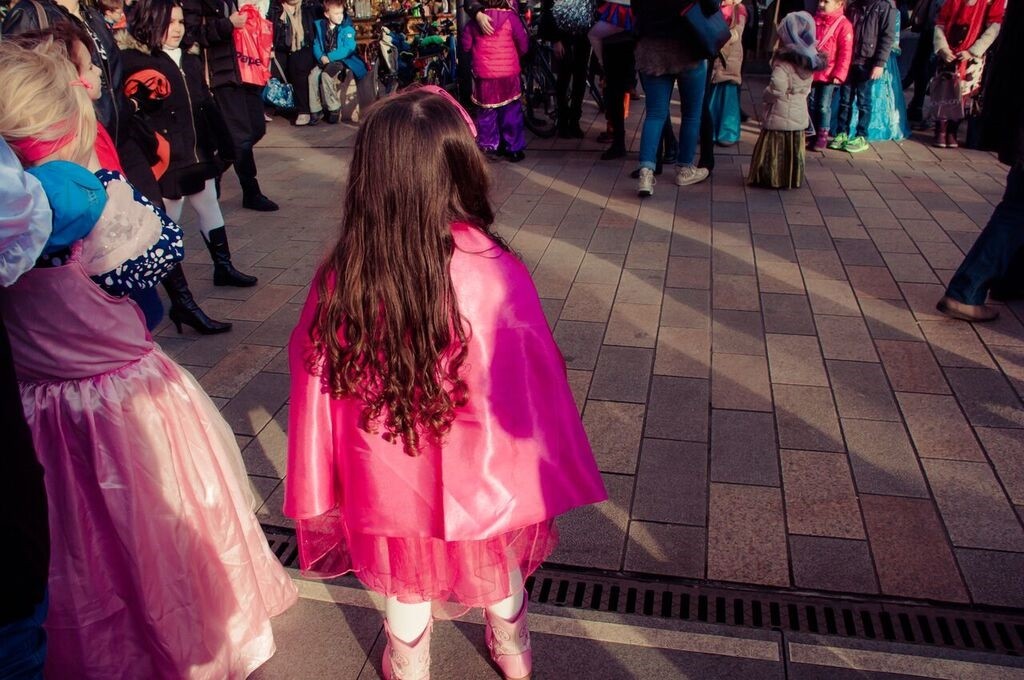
[[162, 264, 232, 335], [204, 226, 258, 287]]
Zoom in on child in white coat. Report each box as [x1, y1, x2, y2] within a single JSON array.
[[748, 11, 825, 189]]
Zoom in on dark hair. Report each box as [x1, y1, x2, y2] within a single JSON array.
[[479, 0, 509, 8], [99, 0, 124, 13], [129, 0, 181, 52], [310, 87, 503, 455], [322, 0, 345, 9], [7, 22, 95, 71]]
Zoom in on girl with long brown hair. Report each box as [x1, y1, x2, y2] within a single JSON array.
[[285, 86, 606, 680]]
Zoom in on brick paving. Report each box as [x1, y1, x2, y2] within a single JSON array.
[[161, 88, 1024, 612]]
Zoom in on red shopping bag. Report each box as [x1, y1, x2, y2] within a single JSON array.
[[233, 4, 273, 86]]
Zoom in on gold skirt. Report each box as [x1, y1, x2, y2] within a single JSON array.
[[748, 129, 805, 189]]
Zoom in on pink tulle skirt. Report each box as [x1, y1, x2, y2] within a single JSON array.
[[19, 349, 298, 680], [296, 509, 558, 609]]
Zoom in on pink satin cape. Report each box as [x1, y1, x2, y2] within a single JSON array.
[[284, 222, 607, 604], [0, 240, 297, 678]]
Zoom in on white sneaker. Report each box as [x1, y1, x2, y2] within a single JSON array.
[[637, 168, 655, 197], [294, 114, 311, 126], [675, 164, 709, 186]]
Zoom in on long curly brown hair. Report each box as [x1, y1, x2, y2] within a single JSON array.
[[310, 88, 504, 455]]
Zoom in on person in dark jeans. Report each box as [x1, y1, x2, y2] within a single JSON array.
[[0, 140, 50, 680], [540, 0, 590, 138], [937, 0, 1024, 322], [182, 0, 280, 211], [599, 30, 635, 159]]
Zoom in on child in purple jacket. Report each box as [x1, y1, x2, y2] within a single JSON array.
[[461, 0, 529, 161]]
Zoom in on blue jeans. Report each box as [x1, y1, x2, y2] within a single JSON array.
[[0, 592, 47, 680], [836, 64, 873, 138], [946, 165, 1024, 304], [808, 82, 836, 132], [638, 61, 708, 170]]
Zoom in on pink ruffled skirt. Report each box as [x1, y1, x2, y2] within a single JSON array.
[[295, 509, 558, 608], [20, 350, 298, 679]]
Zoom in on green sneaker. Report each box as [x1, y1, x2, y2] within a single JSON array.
[[844, 136, 869, 153], [827, 132, 848, 150]]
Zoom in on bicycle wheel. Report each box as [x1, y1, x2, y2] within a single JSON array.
[[521, 48, 558, 138]]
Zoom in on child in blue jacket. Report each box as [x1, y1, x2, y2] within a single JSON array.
[[309, 0, 368, 123]]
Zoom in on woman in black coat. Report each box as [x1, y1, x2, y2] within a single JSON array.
[[121, 0, 259, 305], [266, 0, 320, 124]]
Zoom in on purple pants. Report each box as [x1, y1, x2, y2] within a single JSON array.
[[475, 101, 525, 153]]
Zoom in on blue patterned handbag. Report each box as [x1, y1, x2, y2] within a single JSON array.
[[679, 0, 731, 61], [261, 56, 295, 110]]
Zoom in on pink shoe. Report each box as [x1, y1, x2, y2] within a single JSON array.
[[485, 599, 532, 680], [382, 620, 432, 680]]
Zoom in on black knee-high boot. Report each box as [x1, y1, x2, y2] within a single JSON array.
[[162, 264, 232, 335], [204, 227, 258, 287]]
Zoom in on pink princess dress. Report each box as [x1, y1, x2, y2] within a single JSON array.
[[286, 222, 607, 606], [0, 172, 297, 679]]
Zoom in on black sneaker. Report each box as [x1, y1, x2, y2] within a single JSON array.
[[242, 194, 279, 212]]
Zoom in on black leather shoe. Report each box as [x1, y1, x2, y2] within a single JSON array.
[[242, 193, 279, 212]]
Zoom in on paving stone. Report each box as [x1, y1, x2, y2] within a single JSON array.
[[583, 401, 645, 474], [625, 522, 706, 579], [757, 261, 806, 294], [767, 334, 829, 387], [228, 284, 304, 322], [919, 320, 996, 369], [922, 459, 1024, 552], [221, 371, 291, 437], [589, 345, 654, 403], [896, 392, 985, 461], [826, 360, 900, 421], [773, 384, 844, 452], [661, 287, 712, 329], [665, 256, 711, 289], [976, 314, 1024, 350], [781, 450, 864, 539], [859, 298, 924, 342], [575, 252, 624, 285], [708, 483, 790, 587], [645, 376, 709, 442], [711, 353, 772, 412], [868, 227, 918, 254], [604, 302, 660, 348], [752, 234, 797, 264], [975, 427, 1024, 504], [625, 241, 670, 270], [654, 327, 711, 378], [713, 274, 761, 311], [860, 495, 969, 602], [814, 315, 879, 362], [843, 419, 929, 498], [710, 410, 779, 486], [834, 239, 885, 267], [633, 439, 707, 525], [762, 293, 816, 335], [712, 309, 765, 356], [790, 225, 834, 251], [561, 282, 617, 322], [945, 367, 1024, 428], [199, 344, 280, 399], [955, 549, 1024, 608], [551, 473, 630, 570], [917, 240, 966, 270], [241, 405, 288, 478], [797, 249, 846, 280], [615, 269, 665, 306], [567, 369, 592, 414], [805, 278, 861, 317], [880, 252, 939, 284], [553, 320, 605, 370], [789, 536, 878, 594], [875, 340, 950, 394], [846, 265, 903, 300]]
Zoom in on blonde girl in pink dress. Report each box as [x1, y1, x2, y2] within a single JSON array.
[[285, 86, 607, 680], [0, 41, 296, 679]]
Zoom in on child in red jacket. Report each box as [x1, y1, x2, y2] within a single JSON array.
[[460, 0, 529, 161], [808, 0, 853, 151]]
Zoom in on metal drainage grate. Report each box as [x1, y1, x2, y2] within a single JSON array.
[[263, 524, 1024, 657]]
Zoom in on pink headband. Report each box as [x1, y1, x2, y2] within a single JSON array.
[[420, 85, 477, 138], [7, 129, 77, 164]]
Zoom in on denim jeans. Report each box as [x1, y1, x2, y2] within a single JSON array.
[[638, 61, 708, 170], [946, 165, 1024, 304], [808, 82, 836, 133], [0, 592, 47, 680], [836, 65, 873, 138]]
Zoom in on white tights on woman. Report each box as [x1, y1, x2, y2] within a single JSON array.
[[384, 568, 525, 644], [163, 178, 224, 237]]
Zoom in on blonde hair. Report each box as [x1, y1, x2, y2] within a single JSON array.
[[0, 40, 97, 166]]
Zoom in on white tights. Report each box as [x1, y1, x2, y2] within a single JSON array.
[[384, 568, 525, 644], [163, 178, 225, 238]]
